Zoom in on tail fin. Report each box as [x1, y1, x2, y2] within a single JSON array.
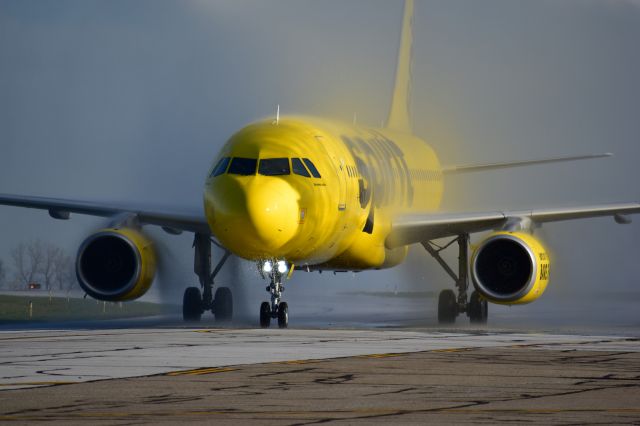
[[386, 0, 414, 133]]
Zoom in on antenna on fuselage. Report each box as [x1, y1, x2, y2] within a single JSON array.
[[273, 104, 280, 125]]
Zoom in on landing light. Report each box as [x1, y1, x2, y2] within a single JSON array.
[[277, 260, 288, 274], [263, 261, 273, 273]]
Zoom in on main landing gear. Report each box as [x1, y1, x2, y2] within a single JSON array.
[[183, 233, 233, 322], [259, 261, 289, 328], [423, 234, 488, 325]]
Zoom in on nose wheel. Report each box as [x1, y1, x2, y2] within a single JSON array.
[[277, 302, 289, 328], [259, 302, 271, 328], [259, 267, 289, 328]]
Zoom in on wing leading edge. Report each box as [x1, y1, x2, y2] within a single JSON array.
[[441, 153, 612, 174], [3, 194, 638, 254], [0, 193, 210, 234], [387, 202, 640, 248]]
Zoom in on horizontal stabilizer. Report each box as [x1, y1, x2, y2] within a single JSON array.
[[442, 153, 613, 174]]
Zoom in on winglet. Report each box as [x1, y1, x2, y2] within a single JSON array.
[[386, 0, 414, 133]]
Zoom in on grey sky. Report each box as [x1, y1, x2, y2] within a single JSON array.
[[0, 1, 639, 320]]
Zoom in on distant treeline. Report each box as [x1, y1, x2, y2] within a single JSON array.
[[0, 240, 76, 292]]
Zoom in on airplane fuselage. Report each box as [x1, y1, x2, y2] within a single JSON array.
[[204, 117, 443, 270]]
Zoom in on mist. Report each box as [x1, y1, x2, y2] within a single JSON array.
[[0, 0, 639, 328]]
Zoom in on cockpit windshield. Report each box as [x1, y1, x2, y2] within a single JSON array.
[[210, 157, 231, 177], [227, 157, 257, 175], [214, 156, 321, 178], [291, 158, 310, 177], [302, 158, 322, 178], [259, 158, 290, 176]]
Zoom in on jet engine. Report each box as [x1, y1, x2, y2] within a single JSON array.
[[76, 228, 157, 301], [471, 231, 550, 305]]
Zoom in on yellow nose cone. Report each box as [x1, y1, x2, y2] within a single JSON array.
[[246, 178, 299, 251], [207, 176, 300, 258]]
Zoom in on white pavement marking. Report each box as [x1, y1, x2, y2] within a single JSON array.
[[0, 328, 637, 390]]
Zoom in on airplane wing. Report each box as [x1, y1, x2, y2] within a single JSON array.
[[0, 193, 210, 234], [441, 153, 612, 174], [386, 202, 640, 248]]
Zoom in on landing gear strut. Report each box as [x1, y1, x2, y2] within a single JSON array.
[[259, 264, 289, 328], [423, 234, 488, 324], [182, 233, 233, 322]]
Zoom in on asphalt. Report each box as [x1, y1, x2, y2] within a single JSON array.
[[1, 327, 639, 424]]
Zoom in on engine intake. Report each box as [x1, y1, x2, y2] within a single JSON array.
[[471, 232, 549, 304], [76, 228, 156, 301]]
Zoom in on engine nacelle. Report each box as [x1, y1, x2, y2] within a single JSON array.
[[76, 228, 157, 301], [471, 232, 550, 305]]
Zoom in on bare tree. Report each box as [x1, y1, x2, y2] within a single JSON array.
[[11, 241, 75, 291], [41, 245, 64, 291], [12, 241, 43, 289], [52, 254, 76, 291]]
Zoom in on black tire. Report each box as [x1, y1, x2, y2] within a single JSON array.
[[468, 291, 488, 324], [277, 302, 289, 329], [438, 289, 457, 324], [183, 287, 203, 322], [260, 302, 271, 328], [213, 287, 233, 322]]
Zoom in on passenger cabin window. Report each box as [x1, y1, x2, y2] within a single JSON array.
[[210, 157, 231, 177], [291, 158, 310, 177], [228, 157, 257, 175], [302, 158, 321, 178], [259, 158, 290, 176]]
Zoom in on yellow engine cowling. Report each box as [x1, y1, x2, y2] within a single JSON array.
[[76, 228, 157, 301], [471, 231, 550, 305]]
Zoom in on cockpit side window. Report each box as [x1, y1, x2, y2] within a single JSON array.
[[291, 158, 310, 177], [228, 157, 257, 175], [210, 157, 231, 177], [302, 158, 321, 178], [259, 158, 290, 176]]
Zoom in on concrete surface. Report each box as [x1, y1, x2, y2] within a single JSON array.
[[1, 328, 639, 424]]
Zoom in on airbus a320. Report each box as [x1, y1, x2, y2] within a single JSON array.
[[1, 0, 638, 328]]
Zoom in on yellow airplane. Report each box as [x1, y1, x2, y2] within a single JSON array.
[[1, 0, 639, 328]]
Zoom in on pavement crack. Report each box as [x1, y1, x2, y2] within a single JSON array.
[[364, 386, 416, 396], [288, 401, 489, 426], [253, 367, 317, 378], [314, 374, 355, 385], [143, 394, 203, 405]]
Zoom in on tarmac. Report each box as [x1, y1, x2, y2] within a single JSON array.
[[1, 326, 640, 424]]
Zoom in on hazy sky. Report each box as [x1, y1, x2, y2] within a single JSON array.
[[0, 0, 639, 319]]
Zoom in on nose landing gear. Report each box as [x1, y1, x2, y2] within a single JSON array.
[[259, 261, 289, 328]]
